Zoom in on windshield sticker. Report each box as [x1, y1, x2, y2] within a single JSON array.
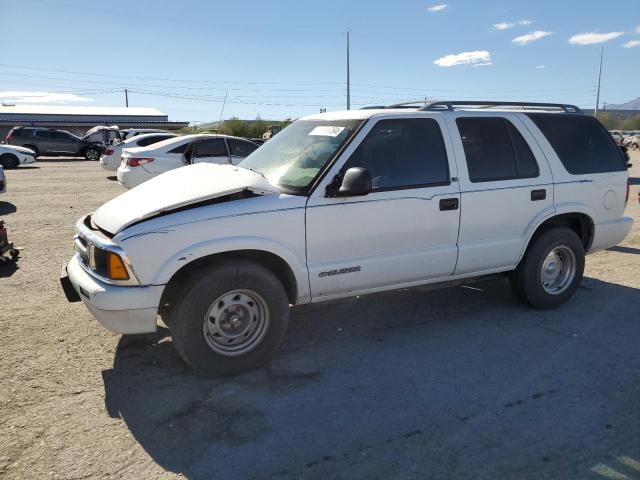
[[309, 126, 345, 137]]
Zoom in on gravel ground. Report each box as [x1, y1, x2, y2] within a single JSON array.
[[1, 153, 639, 480]]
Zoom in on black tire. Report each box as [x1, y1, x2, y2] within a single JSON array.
[[84, 147, 100, 161], [167, 259, 290, 375], [24, 145, 38, 158], [0, 153, 19, 169], [510, 227, 584, 309]]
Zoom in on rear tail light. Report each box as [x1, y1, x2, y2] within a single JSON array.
[[105, 148, 115, 156], [126, 157, 154, 167], [6, 133, 12, 143]]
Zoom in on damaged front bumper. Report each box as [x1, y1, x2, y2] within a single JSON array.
[[61, 255, 163, 334]]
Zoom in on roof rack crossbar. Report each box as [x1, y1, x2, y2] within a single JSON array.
[[418, 101, 584, 114]]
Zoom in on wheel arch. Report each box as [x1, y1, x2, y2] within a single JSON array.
[[158, 249, 303, 315], [521, 210, 595, 263]]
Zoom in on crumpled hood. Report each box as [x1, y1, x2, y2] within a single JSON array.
[[92, 163, 280, 234]]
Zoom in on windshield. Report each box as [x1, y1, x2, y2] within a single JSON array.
[[239, 119, 362, 192]]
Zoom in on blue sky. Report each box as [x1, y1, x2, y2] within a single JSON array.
[[2, 0, 639, 123]]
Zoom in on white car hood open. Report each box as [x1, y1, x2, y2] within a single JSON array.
[[92, 163, 280, 234]]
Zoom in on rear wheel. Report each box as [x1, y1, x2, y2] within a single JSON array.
[[0, 153, 19, 169], [167, 259, 290, 375], [84, 147, 100, 161], [510, 227, 584, 309]]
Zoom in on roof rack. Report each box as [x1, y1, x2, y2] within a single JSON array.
[[419, 101, 584, 114], [361, 100, 584, 114], [361, 100, 429, 110]]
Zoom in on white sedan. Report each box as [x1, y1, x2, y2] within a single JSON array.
[[0, 144, 36, 169], [117, 134, 259, 189], [100, 132, 177, 171]]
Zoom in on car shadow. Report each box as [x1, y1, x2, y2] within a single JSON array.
[[15, 166, 40, 170], [628, 177, 640, 186], [35, 157, 92, 163], [107, 176, 117, 181], [607, 245, 640, 255], [0, 259, 18, 277], [0, 202, 17, 215], [101, 277, 640, 479]]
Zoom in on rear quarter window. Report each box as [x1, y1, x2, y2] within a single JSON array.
[[527, 113, 626, 174]]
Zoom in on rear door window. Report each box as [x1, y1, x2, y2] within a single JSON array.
[[228, 139, 259, 157], [456, 117, 539, 182], [35, 130, 56, 139], [137, 135, 173, 147], [527, 113, 626, 174]]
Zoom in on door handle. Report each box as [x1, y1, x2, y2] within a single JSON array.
[[439, 198, 459, 211], [531, 189, 546, 201]]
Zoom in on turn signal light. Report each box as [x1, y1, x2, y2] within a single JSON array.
[[107, 252, 130, 280]]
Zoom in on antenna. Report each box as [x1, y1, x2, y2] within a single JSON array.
[[346, 31, 351, 110], [594, 44, 604, 117], [124, 88, 129, 108], [219, 89, 228, 123]]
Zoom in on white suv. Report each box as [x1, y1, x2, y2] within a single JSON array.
[[61, 101, 633, 375]]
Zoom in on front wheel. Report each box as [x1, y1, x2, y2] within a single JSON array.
[[167, 260, 290, 375], [510, 227, 585, 309], [0, 153, 19, 169]]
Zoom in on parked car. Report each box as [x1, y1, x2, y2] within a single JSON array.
[[6, 127, 103, 160], [121, 128, 173, 140], [0, 165, 5, 194], [0, 144, 36, 169], [100, 132, 178, 171], [626, 134, 640, 149], [83, 126, 123, 145], [61, 100, 632, 375], [117, 134, 259, 188]]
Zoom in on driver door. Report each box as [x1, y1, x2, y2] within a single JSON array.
[[305, 116, 461, 301]]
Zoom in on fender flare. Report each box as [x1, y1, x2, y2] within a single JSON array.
[[151, 235, 310, 303], [516, 203, 597, 264]]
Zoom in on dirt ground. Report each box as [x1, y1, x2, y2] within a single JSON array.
[[1, 153, 639, 480]]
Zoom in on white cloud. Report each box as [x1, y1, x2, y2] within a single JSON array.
[[536, 65, 547, 69], [569, 31, 624, 45], [434, 50, 492, 67], [0, 91, 94, 104], [623, 40, 640, 48], [493, 22, 514, 30], [492, 19, 532, 30], [636, 26, 640, 33], [427, 4, 447, 12], [512, 30, 552, 46]]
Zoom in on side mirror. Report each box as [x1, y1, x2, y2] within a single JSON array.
[[334, 167, 372, 197]]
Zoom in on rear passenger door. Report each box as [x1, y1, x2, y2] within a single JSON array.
[[306, 116, 461, 300], [447, 114, 554, 275]]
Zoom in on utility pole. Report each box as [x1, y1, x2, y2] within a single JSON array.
[[124, 88, 129, 108], [219, 90, 228, 124], [594, 44, 603, 117], [346, 31, 351, 110]]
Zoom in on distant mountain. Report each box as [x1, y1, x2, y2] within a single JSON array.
[[606, 97, 640, 110]]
